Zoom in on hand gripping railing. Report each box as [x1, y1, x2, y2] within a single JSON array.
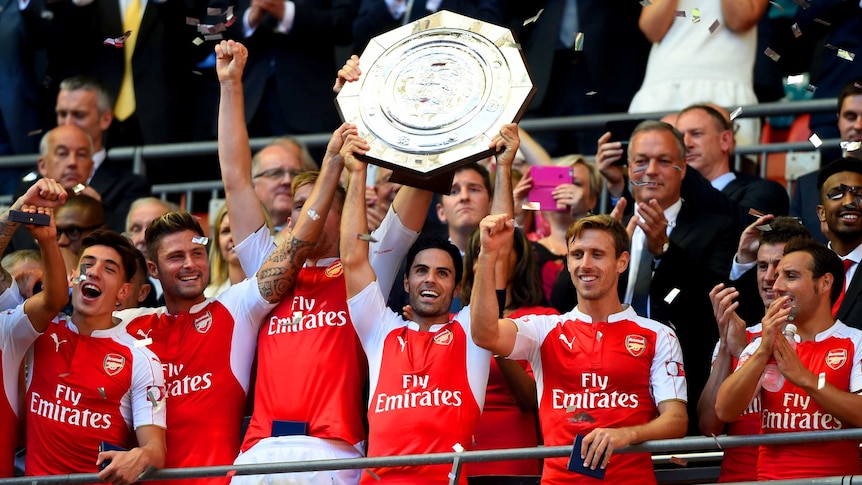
[[3, 428, 862, 485]]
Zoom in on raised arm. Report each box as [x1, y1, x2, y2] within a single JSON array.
[[21, 205, 68, 331], [721, 0, 768, 32], [335, 54, 432, 233], [215, 40, 264, 245], [254, 124, 354, 303], [638, 0, 678, 43], [471, 214, 519, 356], [339, 133, 377, 298], [490, 123, 519, 219], [0, 178, 67, 296]]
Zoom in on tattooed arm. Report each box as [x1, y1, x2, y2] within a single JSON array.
[[0, 178, 67, 293], [254, 124, 356, 303], [255, 234, 317, 302]]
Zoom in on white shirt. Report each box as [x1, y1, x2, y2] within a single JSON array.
[[711, 171, 737, 192]]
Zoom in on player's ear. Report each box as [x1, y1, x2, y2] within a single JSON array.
[[147, 260, 159, 279], [117, 282, 131, 303], [452, 282, 461, 299], [617, 251, 630, 274], [817, 205, 826, 222]]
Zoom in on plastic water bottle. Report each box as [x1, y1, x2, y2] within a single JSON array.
[[761, 323, 798, 392]]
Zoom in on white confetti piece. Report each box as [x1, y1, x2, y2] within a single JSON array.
[[664, 288, 681, 304], [73, 183, 86, 195], [730, 107, 743, 121], [791, 23, 802, 37], [813, 18, 831, 26], [691, 7, 701, 23], [573, 32, 584, 52], [787, 74, 805, 85], [521, 202, 541, 211], [838, 49, 855, 62], [764, 47, 781, 62], [769, 1, 784, 12], [192, 37, 204, 46], [806, 84, 817, 93], [356, 233, 378, 243], [192, 236, 208, 245], [817, 372, 826, 389], [809, 133, 823, 148], [522, 8, 543, 26], [452, 443, 464, 453], [307, 208, 320, 220]]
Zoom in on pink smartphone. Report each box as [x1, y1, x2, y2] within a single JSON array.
[[528, 166, 573, 212]]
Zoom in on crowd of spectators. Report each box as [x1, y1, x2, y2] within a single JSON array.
[[2, 0, 862, 484]]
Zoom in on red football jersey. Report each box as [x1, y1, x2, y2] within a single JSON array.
[[736, 321, 862, 480], [119, 279, 272, 485], [241, 259, 368, 451], [350, 282, 491, 484], [25, 315, 165, 478], [509, 306, 687, 485]]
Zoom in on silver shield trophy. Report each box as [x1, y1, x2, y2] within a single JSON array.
[[336, 10, 535, 193]]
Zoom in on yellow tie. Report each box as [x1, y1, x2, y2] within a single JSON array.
[[115, 0, 142, 121]]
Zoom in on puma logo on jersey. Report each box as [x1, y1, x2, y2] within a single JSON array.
[[51, 333, 68, 352], [136, 328, 152, 339], [397, 336, 406, 352], [559, 333, 575, 350]]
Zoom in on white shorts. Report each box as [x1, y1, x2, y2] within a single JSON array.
[[231, 435, 363, 485]]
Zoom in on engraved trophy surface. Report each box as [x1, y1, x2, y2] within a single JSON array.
[[336, 10, 535, 193]]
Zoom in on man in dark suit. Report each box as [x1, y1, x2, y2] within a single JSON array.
[[816, 158, 862, 329], [38, 76, 150, 232], [791, 79, 862, 243], [674, 104, 789, 229], [352, 0, 504, 53], [8, 77, 151, 256], [516, 0, 650, 157], [619, 121, 737, 434], [236, 0, 357, 142]]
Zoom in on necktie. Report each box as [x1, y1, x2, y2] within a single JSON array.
[[631, 237, 653, 316], [559, 0, 578, 48], [115, 0, 142, 121], [832, 258, 854, 318]]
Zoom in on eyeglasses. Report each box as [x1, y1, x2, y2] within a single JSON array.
[[825, 184, 862, 201], [252, 167, 302, 181], [56, 224, 102, 241]]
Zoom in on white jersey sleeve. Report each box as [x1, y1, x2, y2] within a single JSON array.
[[646, 319, 687, 404], [1, 304, 41, 414], [369, 206, 419, 302], [508, 314, 557, 362], [114, 305, 165, 323], [348, 280, 404, 351], [0, 281, 24, 311], [217, 277, 274, 333], [453, 305, 492, 409], [234, 224, 277, 277], [121, 332, 167, 429]]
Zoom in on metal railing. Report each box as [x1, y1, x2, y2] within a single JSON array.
[[0, 98, 838, 172], [2, 428, 861, 485], [0, 97, 839, 210]]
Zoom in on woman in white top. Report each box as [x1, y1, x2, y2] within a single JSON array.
[[629, 0, 768, 146]]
